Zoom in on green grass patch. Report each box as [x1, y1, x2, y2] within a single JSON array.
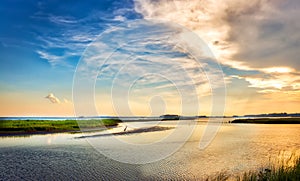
[[0, 119, 121, 134]]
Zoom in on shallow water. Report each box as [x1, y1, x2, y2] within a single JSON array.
[[1, 120, 300, 180]]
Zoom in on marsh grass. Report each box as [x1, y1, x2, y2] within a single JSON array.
[[205, 172, 230, 181], [237, 151, 300, 181], [206, 151, 300, 181], [0, 119, 121, 134]]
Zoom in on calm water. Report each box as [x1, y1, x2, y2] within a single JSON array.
[[1, 120, 300, 180]]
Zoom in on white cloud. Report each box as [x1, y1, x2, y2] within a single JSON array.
[[133, 0, 300, 95], [45, 93, 72, 104], [63, 98, 71, 103], [134, 0, 299, 69], [45, 93, 61, 104], [233, 71, 300, 93], [113, 15, 126, 22]]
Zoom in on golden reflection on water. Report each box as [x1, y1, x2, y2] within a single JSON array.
[[0, 120, 299, 179]]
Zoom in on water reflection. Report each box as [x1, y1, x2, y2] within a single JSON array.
[[0, 122, 299, 180]]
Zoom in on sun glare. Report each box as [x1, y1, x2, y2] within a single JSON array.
[[262, 67, 294, 73]]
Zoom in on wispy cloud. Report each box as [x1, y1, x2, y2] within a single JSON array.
[[32, 5, 138, 67], [48, 15, 78, 25], [34, 27, 97, 67], [113, 15, 127, 22], [73, 20, 226, 116]]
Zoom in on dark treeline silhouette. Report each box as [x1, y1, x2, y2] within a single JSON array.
[[242, 112, 300, 117]]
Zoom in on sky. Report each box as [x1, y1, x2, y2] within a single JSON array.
[[0, 0, 299, 116]]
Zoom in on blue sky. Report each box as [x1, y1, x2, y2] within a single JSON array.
[[0, 0, 140, 89], [0, 0, 299, 116], [0, 0, 142, 116]]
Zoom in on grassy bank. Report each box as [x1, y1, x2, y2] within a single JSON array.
[[238, 154, 300, 181], [207, 153, 300, 181], [231, 117, 300, 124], [0, 119, 121, 135]]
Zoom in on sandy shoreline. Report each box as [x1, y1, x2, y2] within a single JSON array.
[[0, 125, 173, 137]]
